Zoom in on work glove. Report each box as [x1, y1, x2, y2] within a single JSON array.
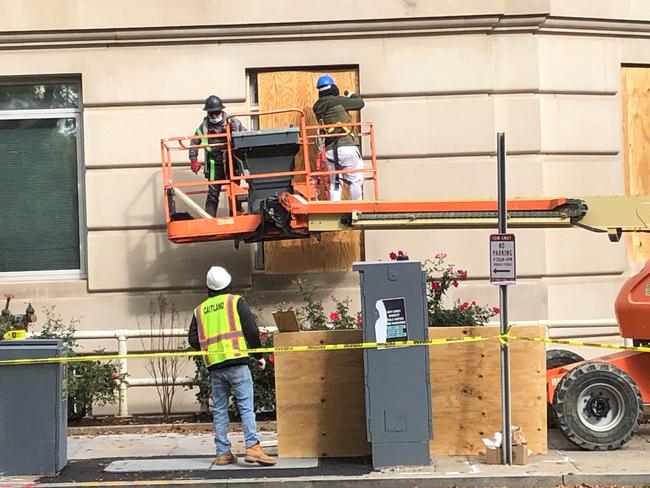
[[256, 358, 266, 371], [190, 158, 201, 174]]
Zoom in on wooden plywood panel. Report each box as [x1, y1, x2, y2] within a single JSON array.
[[427, 326, 546, 455], [257, 70, 362, 273], [274, 330, 370, 458], [274, 326, 547, 458], [621, 67, 650, 261]]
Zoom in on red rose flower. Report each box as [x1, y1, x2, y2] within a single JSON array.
[[431, 281, 440, 291], [389, 251, 398, 260], [268, 354, 275, 365], [329, 311, 340, 321], [452, 280, 459, 288], [260, 331, 269, 342], [492, 307, 501, 314]]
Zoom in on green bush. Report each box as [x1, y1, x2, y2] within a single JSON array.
[[35, 307, 118, 421]]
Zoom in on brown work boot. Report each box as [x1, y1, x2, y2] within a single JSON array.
[[214, 452, 238, 465], [244, 442, 276, 466]]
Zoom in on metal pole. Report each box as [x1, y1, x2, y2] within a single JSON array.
[[497, 132, 512, 465]]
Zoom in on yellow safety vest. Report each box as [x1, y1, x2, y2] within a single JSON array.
[[194, 294, 248, 367]]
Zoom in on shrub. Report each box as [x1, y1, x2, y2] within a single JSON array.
[[390, 250, 499, 326], [35, 307, 117, 421]]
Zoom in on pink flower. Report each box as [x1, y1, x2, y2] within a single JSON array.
[[431, 281, 440, 291], [329, 311, 340, 321], [471, 300, 476, 305], [290, 278, 298, 285], [458, 269, 468, 280], [492, 307, 501, 314], [268, 354, 275, 365], [389, 251, 398, 260], [452, 280, 459, 288], [317, 304, 324, 311], [356, 315, 364, 326], [435, 252, 447, 260], [260, 331, 269, 342], [112, 370, 122, 380]]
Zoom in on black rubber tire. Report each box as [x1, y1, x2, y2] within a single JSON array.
[[546, 349, 585, 370], [553, 362, 643, 450], [546, 350, 585, 427]]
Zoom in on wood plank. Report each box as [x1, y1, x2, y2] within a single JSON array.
[[257, 69, 362, 273], [621, 67, 650, 261], [274, 326, 547, 458]]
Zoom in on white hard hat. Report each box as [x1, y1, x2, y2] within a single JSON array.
[[206, 266, 232, 291]]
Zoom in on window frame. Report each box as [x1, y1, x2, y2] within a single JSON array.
[[0, 103, 87, 281]]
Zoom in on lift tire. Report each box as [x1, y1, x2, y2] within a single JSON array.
[[553, 361, 643, 450], [546, 349, 585, 370], [546, 349, 585, 427]]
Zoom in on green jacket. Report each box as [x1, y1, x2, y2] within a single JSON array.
[[312, 94, 365, 148]]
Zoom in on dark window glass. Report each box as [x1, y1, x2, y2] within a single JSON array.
[[0, 83, 80, 110], [0, 118, 80, 272]]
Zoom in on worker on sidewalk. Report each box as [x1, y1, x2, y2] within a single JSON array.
[[189, 95, 246, 217], [312, 75, 365, 201], [187, 266, 276, 466]]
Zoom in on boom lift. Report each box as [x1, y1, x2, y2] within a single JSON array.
[[161, 108, 650, 451]]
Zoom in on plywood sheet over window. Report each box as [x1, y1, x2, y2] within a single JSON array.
[[256, 69, 362, 273], [621, 67, 650, 261]]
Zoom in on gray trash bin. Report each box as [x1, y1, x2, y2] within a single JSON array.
[[0, 339, 67, 476]]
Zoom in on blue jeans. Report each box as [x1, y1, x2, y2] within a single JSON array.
[[209, 364, 260, 455]]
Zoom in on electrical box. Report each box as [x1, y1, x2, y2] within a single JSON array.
[[353, 260, 432, 469], [0, 339, 67, 475]]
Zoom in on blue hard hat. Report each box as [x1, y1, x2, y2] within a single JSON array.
[[316, 74, 335, 89]]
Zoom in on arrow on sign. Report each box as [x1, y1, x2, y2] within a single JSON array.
[[493, 268, 510, 273]]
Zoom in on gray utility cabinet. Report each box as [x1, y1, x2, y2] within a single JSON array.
[[0, 339, 67, 476], [353, 261, 432, 469]]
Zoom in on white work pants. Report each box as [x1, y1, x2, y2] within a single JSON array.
[[325, 145, 364, 201]]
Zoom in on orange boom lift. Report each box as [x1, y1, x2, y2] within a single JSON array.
[[161, 108, 650, 451]]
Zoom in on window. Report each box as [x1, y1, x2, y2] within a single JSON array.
[[0, 79, 84, 276]]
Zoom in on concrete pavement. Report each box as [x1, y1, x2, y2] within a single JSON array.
[[1, 426, 649, 487]]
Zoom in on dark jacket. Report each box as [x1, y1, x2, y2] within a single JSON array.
[[312, 94, 365, 148], [189, 115, 246, 175], [188, 290, 262, 371]]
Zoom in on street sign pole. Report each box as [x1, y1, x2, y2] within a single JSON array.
[[497, 132, 513, 465]]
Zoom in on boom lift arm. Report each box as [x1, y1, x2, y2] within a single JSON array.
[[160, 109, 650, 244]]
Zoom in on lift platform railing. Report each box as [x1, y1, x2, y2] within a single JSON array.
[[160, 108, 379, 227]]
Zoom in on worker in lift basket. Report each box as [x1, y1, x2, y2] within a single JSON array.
[[189, 95, 246, 217], [187, 266, 276, 466], [312, 74, 365, 201]]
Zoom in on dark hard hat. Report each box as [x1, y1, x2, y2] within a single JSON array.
[[203, 95, 225, 112]]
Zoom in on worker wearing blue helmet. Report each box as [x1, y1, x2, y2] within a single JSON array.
[[312, 75, 365, 200]]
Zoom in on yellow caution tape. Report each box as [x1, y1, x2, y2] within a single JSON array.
[[0, 336, 491, 367], [0, 333, 649, 367], [509, 335, 650, 353]]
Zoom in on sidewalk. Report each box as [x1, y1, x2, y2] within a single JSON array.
[[1, 426, 649, 487]]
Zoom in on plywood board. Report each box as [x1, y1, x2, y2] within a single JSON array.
[[274, 326, 547, 458], [257, 69, 362, 273], [274, 330, 370, 458], [621, 67, 650, 261]]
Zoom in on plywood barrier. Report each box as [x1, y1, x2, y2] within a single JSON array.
[[274, 326, 547, 458], [621, 67, 650, 261], [257, 69, 362, 273]]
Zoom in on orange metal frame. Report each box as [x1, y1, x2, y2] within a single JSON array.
[[160, 108, 382, 243], [160, 108, 573, 244]]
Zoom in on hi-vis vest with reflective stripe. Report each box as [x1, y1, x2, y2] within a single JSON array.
[[194, 294, 248, 367]]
